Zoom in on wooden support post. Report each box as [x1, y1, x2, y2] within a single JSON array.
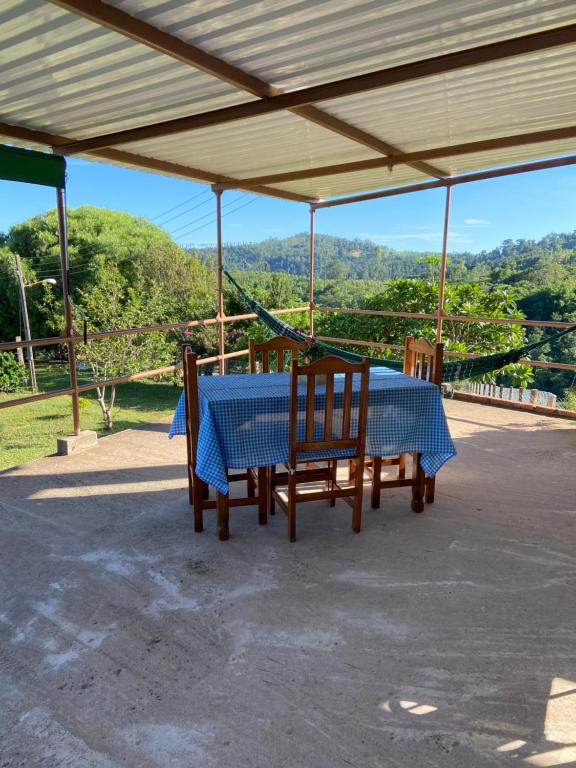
[[309, 205, 315, 336], [214, 187, 226, 375], [530, 389, 539, 405], [56, 188, 81, 435], [436, 186, 451, 343]]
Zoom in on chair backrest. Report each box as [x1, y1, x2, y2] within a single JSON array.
[[289, 355, 370, 467], [182, 344, 200, 465], [403, 336, 444, 386], [249, 336, 307, 373]]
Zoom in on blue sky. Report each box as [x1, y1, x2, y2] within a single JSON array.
[[0, 158, 573, 254]]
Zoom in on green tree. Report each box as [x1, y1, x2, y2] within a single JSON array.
[[77, 266, 175, 429], [3, 206, 213, 339], [316, 278, 531, 384]]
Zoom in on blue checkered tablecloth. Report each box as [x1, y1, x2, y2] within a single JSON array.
[[169, 368, 456, 494]]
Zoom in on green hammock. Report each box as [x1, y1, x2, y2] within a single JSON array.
[[224, 270, 576, 383]]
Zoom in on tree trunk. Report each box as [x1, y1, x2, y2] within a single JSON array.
[[96, 385, 114, 430]]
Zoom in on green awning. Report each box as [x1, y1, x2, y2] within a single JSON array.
[[0, 144, 66, 189]]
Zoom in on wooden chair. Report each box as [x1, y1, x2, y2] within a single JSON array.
[[271, 356, 370, 542], [182, 344, 267, 540], [366, 336, 443, 513], [249, 336, 307, 373], [249, 336, 308, 514]]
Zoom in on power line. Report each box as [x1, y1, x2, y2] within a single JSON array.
[[167, 194, 247, 237], [67, 196, 261, 277], [177, 197, 260, 238], [168, 194, 250, 238], [156, 194, 213, 227], [14, 190, 254, 280], [60, 192, 238, 264], [149, 187, 211, 222], [18, 188, 213, 269]]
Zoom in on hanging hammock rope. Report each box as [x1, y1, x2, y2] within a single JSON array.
[[224, 270, 576, 383]]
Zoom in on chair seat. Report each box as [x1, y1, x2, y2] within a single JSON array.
[[271, 355, 370, 541]]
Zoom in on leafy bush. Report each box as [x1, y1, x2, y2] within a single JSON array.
[[0, 351, 28, 393], [561, 387, 576, 412]]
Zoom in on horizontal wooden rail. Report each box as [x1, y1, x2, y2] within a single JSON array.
[[0, 386, 75, 410], [1, 305, 572, 415], [0, 334, 72, 352], [224, 306, 308, 323], [316, 306, 574, 329], [83, 317, 217, 341], [316, 335, 405, 352], [0, 307, 307, 352], [75, 364, 179, 393], [0, 349, 253, 407]]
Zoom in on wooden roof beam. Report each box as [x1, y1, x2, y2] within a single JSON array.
[[0, 122, 312, 203], [312, 154, 576, 208], [48, 0, 445, 178], [57, 24, 576, 156], [220, 126, 576, 187]]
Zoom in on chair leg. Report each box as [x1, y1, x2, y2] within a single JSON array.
[[411, 453, 425, 513], [329, 459, 337, 507], [267, 465, 276, 515], [192, 474, 204, 533], [201, 481, 210, 501], [371, 456, 382, 509], [217, 492, 230, 541], [287, 473, 296, 543], [187, 464, 194, 506], [398, 454, 406, 480], [352, 469, 363, 534], [257, 467, 267, 525], [425, 476, 436, 504], [247, 469, 256, 497]]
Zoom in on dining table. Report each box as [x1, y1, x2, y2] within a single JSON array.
[[169, 366, 456, 520]]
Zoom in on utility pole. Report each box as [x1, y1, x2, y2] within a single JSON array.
[[14, 253, 37, 392]]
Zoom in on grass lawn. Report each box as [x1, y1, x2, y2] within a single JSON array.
[[0, 363, 181, 470]]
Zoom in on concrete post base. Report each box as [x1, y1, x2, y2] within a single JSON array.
[[57, 430, 98, 456]]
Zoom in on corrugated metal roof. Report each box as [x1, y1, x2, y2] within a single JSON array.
[[123, 111, 383, 180], [1, 0, 575, 202], [0, 0, 251, 138], [117, 0, 576, 90]]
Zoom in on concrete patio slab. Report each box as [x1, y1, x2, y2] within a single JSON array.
[[0, 400, 574, 767]]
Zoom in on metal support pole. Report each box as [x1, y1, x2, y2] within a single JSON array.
[[436, 186, 452, 343], [56, 188, 81, 435], [309, 205, 315, 336], [215, 188, 226, 374], [14, 253, 37, 392]]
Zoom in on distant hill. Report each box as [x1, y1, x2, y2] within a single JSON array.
[[192, 231, 576, 288], [193, 233, 462, 280]]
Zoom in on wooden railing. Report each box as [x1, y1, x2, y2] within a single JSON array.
[[0, 306, 573, 431]]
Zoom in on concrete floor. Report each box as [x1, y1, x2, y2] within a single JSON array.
[[0, 400, 575, 768]]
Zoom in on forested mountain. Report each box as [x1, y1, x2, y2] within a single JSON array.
[[195, 231, 576, 290], [196, 233, 464, 280]]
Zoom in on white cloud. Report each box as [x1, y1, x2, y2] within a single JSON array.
[[463, 218, 490, 225]]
